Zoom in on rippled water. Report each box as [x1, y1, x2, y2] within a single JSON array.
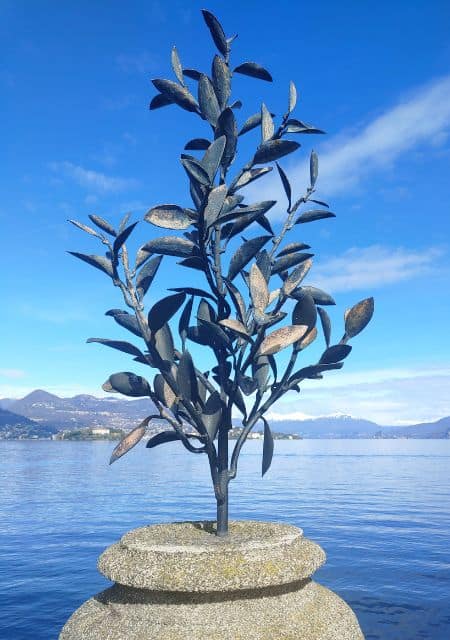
[[1, 439, 449, 639]]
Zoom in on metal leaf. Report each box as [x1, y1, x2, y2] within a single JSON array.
[[276, 242, 311, 258], [106, 309, 142, 338], [179, 296, 193, 342], [318, 307, 331, 347], [68, 252, 114, 277], [231, 167, 273, 191], [149, 94, 174, 110], [239, 112, 262, 136], [212, 54, 230, 109], [261, 103, 274, 142], [310, 150, 319, 187], [227, 235, 271, 281], [171, 46, 184, 85], [295, 286, 336, 306], [145, 205, 193, 230], [197, 318, 231, 349], [230, 100, 242, 109], [184, 138, 211, 151], [234, 62, 272, 82], [68, 219, 102, 238], [183, 68, 202, 80], [202, 9, 228, 57], [198, 74, 220, 125], [169, 287, 216, 302], [203, 391, 223, 440], [178, 256, 206, 271], [218, 318, 250, 340], [205, 184, 228, 228], [201, 136, 226, 181], [153, 323, 175, 364], [259, 324, 309, 356], [215, 108, 237, 168], [256, 249, 271, 282], [282, 259, 313, 296], [177, 350, 199, 402], [139, 237, 196, 258], [110, 417, 150, 464], [105, 372, 150, 397], [113, 222, 138, 255], [262, 418, 274, 476], [295, 326, 317, 352], [252, 355, 270, 393], [288, 81, 297, 113], [296, 210, 335, 224], [86, 338, 144, 358], [136, 255, 163, 298], [238, 373, 258, 396], [345, 297, 374, 338], [254, 140, 300, 164], [272, 252, 313, 274], [290, 362, 344, 384], [221, 194, 244, 215], [320, 344, 352, 364], [225, 281, 247, 322], [154, 373, 177, 409], [249, 263, 269, 311], [219, 199, 275, 225], [152, 79, 198, 113], [148, 292, 186, 332], [276, 163, 292, 210], [197, 298, 216, 324], [181, 157, 211, 186], [88, 214, 117, 236], [146, 430, 183, 449], [292, 293, 317, 332]]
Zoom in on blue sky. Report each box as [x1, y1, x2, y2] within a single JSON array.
[[2, 0, 450, 424]]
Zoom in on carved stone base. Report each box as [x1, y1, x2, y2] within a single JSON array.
[[60, 521, 364, 640]]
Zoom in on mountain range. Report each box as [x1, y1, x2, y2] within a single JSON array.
[[0, 390, 449, 439]]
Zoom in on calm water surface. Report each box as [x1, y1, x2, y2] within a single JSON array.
[[1, 439, 449, 640]]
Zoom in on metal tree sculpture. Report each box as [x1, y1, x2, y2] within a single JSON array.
[[69, 10, 374, 536]]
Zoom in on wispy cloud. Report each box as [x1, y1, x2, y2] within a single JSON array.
[[312, 245, 443, 293], [0, 369, 26, 379], [249, 75, 450, 206], [50, 161, 139, 193], [116, 52, 159, 74]]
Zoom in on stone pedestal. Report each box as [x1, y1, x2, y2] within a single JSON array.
[[59, 521, 364, 639]]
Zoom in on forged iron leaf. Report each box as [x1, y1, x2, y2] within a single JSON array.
[[118, 213, 131, 234], [318, 307, 331, 347], [179, 296, 193, 342], [276, 162, 292, 210], [262, 418, 274, 476], [282, 259, 313, 296], [136, 255, 163, 298], [183, 68, 202, 80], [234, 62, 272, 82], [261, 103, 274, 142], [230, 100, 242, 109], [295, 326, 317, 352], [296, 286, 336, 306], [68, 252, 114, 277], [238, 373, 258, 395], [145, 205, 193, 230], [113, 222, 138, 255], [219, 199, 275, 225], [154, 374, 177, 409], [140, 237, 196, 258], [197, 298, 216, 324], [152, 79, 198, 112], [198, 74, 220, 125], [212, 55, 230, 109], [149, 93, 174, 110], [252, 355, 270, 393], [290, 362, 344, 383], [310, 199, 329, 208], [285, 124, 325, 134], [224, 281, 247, 322], [177, 350, 199, 402], [218, 318, 250, 339], [221, 194, 244, 215], [68, 219, 102, 238], [268, 288, 280, 305], [212, 361, 232, 379], [310, 150, 319, 187], [148, 292, 186, 332], [292, 293, 317, 332], [106, 309, 142, 338], [227, 235, 271, 281], [189, 180, 205, 211], [184, 138, 211, 151], [215, 108, 237, 168], [181, 157, 211, 186], [254, 140, 300, 164], [106, 372, 150, 397], [288, 80, 297, 113], [88, 214, 116, 236], [239, 112, 262, 136], [344, 297, 374, 338], [276, 242, 311, 258], [205, 184, 228, 228], [256, 250, 271, 282], [146, 430, 182, 449], [86, 338, 144, 358], [320, 344, 352, 364], [221, 210, 272, 239], [153, 323, 175, 364], [249, 263, 269, 311], [169, 286, 216, 302], [198, 318, 231, 349], [259, 324, 309, 356], [272, 252, 313, 274], [201, 136, 226, 181], [231, 167, 272, 191], [203, 391, 223, 440], [178, 256, 205, 271], [202, 9, 228, 56], [296, 210, 336, 224], [171, 46, 184, 85], [110, 417, 150, 464], [186, 325, 209, 346]]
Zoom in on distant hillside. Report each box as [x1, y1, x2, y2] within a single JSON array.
[[0, 408, 58, 439]]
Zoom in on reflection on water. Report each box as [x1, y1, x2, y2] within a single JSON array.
[[1, 439, 449, 639]]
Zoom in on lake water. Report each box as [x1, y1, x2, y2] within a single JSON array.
[[0, 439, 449, 639]]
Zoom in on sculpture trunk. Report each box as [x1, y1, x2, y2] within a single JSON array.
[[216, 423, 229, 536]]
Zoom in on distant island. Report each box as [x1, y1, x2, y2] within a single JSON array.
[[0, 390, 449, 440]]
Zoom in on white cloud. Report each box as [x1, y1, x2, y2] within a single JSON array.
[[312, 245, 443, 293], [0, 369, 26, 379], [50, 162, 138, 193], [248, 75, 450, 208]]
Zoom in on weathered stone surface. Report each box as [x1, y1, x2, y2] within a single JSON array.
[[59, 521, 365, 640]]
